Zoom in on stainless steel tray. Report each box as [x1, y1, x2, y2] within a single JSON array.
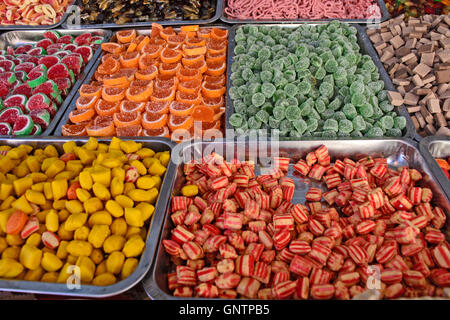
[[0, 29, 112, 137], [225, 23, 416, 140], [143, 138, 450, 300], [220, 0, 390, 24], [0, 136, 176, 298], [54, 25, 230, 137], [419, 136, 450, 201], [62, 0, 223, 29], [0, 0, 76, 31]]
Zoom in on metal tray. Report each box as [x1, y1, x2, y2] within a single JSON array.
[[0, 29, 112, 137], [220, 0, 390, 25], [0, 136, 176, 297], [54, 25, 230, 137], [62, 0, 223, 29], [419, 136, 450, 201], [143, 138, 450, 300], [225, 23, 416, 140], [0, 0, 76, 31]]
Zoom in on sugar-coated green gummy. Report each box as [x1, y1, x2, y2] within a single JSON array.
[[229, 113, 244, 128], [394, 116, 407, 130], [292, 119, 307, 134]]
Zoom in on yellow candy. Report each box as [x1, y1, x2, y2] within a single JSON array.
[[127, 189, 154, 202], [95, 261, 107, 276], [0, 258, 24, 278], [24, 266, 44, 281], [56, 262, 71, 283], [66, 160, 83, 175], [12, 195, 33, 214], [20, 244, 42, 270], [92, 182, 111, 201], [136, 176, 156, 190], [84, 137, 98, 151], [125, 227, 142, 239], [88, 211, 112, 227], [25, 189, 46, 205], [112, 167, 125, 181], [65, 213, 88, 232], [148, 160, 166, 176], [120, 140, 141, 154], [108, 137, 121, 151], [52, 199, 66, 210], [76, 256, 95, 283], [7, 147, 27, 160], [151, 176, 162, 189], [45, 159, 65, 178], [41, 272, 59, 283], [88, 225, 111, 249], [13, 176, 33, 196], [103, 235, 126, 253], [105, 200, 123, 218], [57, 222, 74, 241], [123, 182, 135, 195], [83, 197, 103, 214], [101, 158, 122, 169], [63, 141, 77, 154], [111, 218, 127, 236], [2, 246, 20, 260], [92, 273, 116, 286], [0, 183, 13, 201], [13, 162, 29, 178], [51, 179, 68, 201], [74, 226, 90, 241], [181, 185, 198, 197], [44, 145, 58, 158], [0, 208, 14, 233], [79, 171, 93, 190], [78, 148, 95, 165], [41, 252, 63, 272], [110, 177, 124, 197], [65, 200, 83, 214], [43, 182, 53, 200], [26, 233, 41, 247], [124, 208, 143, 227], [0, 157, 17, 174], [25, 156, 41, 173], [6, 234, 24, 246], [121, 258, 139, 279], [66, 240, 93, 257], [159, 152, 170, 167], [76, 188, 91, 202], [136, 148, 155, 159], [0, 195, 15, 210], [90, 248, 103, 265], [97, 143, 109, 153], [122, 235, 145, 258], [135, 202, 155, 222], [106, 251, 125, 275], [130, 160, 146, 175], [54, 171, 75, 180], [56, 241, 69, 260], [0, 237, 7, 253], [28, 172, 48, 183], [91, 167, 111, 187], [115, 195, 134, 208]]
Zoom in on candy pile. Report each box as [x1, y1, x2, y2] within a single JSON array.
[[0, 138, 169, 285], [228, 22, 408, 138], [435, 158, 450, 179], [62, 24, 228, 139], [0, 0, 71, 26], [162, 145, 449, 299], [0, 31, 103, 136], [384, 0, 449, 19]]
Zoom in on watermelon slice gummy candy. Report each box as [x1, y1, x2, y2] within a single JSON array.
[[3, 94, 27, 111], [15, 62, 36, 74], [0, 107, 23, 124], [0, 122, 12, 135], [54, 51, 71, 59], [61, 55, 83, 75], [29, 109, 50, 129], [31, 123, 42, 135], [27, 71, 47, 88], [53, 78, 71, 96], [12, 83, 32, 98], [74, 46, 93, 64], [43, 31, 60, 43], [56, 35, 74, 44], [47, 63, 70, 81], [14, 70, 28, 82], [63, 44, 78, 52], [36, 39, 53, 50], [14, 45, 33, 55], [27, 47, 46, 56], [47, 43, 65, 51], [0, 72, 17, 85], [0, 60, 15, 72], [39, 56, 60, 69], [74, 33, 92, 46], [0, 83, 9, 98], [25, 93, 51, 112], [13, 115, 34, 136], [46, 101, 58, 117], [32, 80, 61, 99]]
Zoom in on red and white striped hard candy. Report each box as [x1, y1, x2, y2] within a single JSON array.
[[215, 272, 241, 289], [236, 277, 261, 299], [347, 245, 369, 266], [310, 284, 335, 300], [252, 261, 271, 284], [431, 244, 450, 269], [289, 255, 312, 277], [272, 280, 297, 300], [296, 277, 310, 299]]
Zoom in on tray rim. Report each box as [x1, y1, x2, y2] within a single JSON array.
[[0, 136, 177, 298]]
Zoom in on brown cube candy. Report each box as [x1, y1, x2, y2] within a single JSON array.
[[413, 63, 432, 78], [435, 113, 447, 127], [388, 91, 404, 106], [390, 35, 405, 49], [435, 126, 450, 136], [436, 70, 450, 84], [407, 106, 421, 113], [425, 123, 437, 135], [404, 92, 419, 105], [437, 49, 450, 63], [427, 99, 441, 114], [421, 52, 435, 66]]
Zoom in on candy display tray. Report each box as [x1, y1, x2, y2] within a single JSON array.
[[220, 0, 390, 25], [0, 28, 112, 137], [62, 0, 223, 29], [142, 138, 450, 299], [54, 25, 231, 137], [224, 23, 416, 140], [0, 136, 176, 298], [0, 0, 76, 31], [419, 137, 450, 201]]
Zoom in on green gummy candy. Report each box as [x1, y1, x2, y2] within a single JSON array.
[[394, 116, 407, 130], [252, 92, 265, 107], [342, 103, 357, 120], [292, 119, 307, 134], [323, 118, 338, 132], [339, 119, 353, 133], [229, 113, 244, 128]]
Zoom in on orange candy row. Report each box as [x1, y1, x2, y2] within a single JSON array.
[[61, 24, 228, 139]]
